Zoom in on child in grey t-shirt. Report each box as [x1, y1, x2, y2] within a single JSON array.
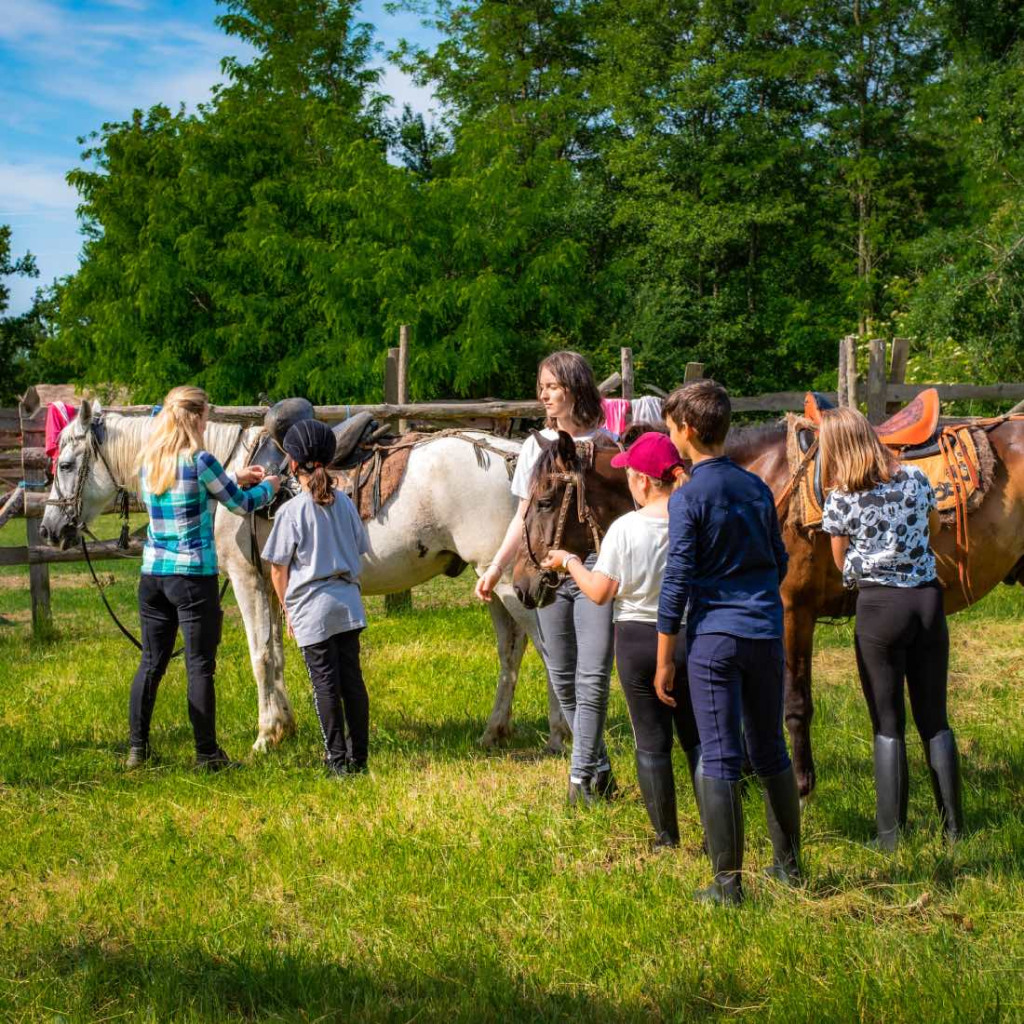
[[262, 420, 371, 776]]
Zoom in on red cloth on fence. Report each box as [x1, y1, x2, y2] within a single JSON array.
[[601, 398, 631, 439], [44, 401, 76, 473]]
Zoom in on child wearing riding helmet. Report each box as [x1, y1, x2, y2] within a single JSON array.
[[819, 407, 962, 850], [129, 386, 280, 771], [476, 350, 617, 806], [543, 432, 703, 849], [262, 420, 371, 776]]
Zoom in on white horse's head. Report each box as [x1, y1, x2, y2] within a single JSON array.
[[39, 400, 122, 549]]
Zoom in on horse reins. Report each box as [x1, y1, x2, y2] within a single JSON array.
[[521, 442, 606, 599]]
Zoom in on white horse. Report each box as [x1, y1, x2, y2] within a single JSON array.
[[39, 401, 568, 752]]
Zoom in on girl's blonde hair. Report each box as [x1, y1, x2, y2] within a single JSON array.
[[819, 407, 898, 493], [138, 386, 209, 495]]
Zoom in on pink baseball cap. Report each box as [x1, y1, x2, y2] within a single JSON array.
[[610, 432, 683, 480]]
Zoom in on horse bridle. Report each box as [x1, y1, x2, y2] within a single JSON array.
[[46, 420, 130, 540], [521, 444, 605, 599]]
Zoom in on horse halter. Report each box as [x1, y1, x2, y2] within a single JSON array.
[[522, 442, 605, 597], [47, 420, 130, 544]]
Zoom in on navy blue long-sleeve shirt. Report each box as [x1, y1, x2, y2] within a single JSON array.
[[657, 456, 788, 640]]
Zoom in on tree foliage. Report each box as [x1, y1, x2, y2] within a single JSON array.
[[40, 0, 1024, 402]]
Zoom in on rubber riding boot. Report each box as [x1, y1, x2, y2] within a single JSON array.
[[125, 743, 150, 769], [925, 729, 964, 841], [694, 771, 744, 906], [347, 759, 369, 776], [595, 764, 618, 801], [873, 734, 908, 852], [195, 747, 242, 773], [635, 750, 680, 848], [761, 765, 802, 885], [568, 776, 596, 809]]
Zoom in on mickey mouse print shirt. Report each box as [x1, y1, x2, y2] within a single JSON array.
[[822, 466, 937, 588]]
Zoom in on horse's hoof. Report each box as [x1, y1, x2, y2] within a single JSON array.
[[544, 736, 566, 756], [478, 726, 512, 748], [797, 769, 817, 802]]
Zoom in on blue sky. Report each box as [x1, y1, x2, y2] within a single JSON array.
[[0, 0, 439, 315]]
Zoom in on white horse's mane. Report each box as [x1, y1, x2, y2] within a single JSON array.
[[69, 410, 249, 491]]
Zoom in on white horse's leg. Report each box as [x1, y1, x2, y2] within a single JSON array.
[[227, 558, 295, 752], [492, 583, 571, 755], [479, 592, 527, 747]]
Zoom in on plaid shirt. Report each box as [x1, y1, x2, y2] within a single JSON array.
[[141, 450, 274, 576]]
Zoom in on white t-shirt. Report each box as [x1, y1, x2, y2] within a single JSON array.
[[510, 428, 609, 500], [592, 510, 674, 624]]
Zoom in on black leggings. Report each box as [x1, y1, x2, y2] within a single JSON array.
[[614, 621, 699, 755], [129, 574, 223, 755], [854, 581, 950, 742], [301, 630, 369, 768]]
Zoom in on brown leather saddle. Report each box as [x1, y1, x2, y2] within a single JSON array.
[[791, 389, 988, 530]]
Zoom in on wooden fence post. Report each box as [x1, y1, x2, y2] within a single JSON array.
[[19, 387, 52, 636], [620, 348, 634, 401], [384, 331, 412, 616], [837, 337, 849, 408], [397, 324, 410, 434], [866, 338, 888, 424], [887, 337, 910, 414], [842, 334, 858, 408], [683, 362, 705, 383]]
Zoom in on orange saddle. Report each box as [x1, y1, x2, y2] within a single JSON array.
[[802, 388, 940, 448]]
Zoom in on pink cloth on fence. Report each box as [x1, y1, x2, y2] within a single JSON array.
[[601, 398, 631, 439], [44, 401, 77, 473]]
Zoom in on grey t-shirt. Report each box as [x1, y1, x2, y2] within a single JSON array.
[[261, 490, 369, 647]]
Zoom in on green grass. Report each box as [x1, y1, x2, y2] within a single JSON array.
[[1, 518, 1023, 1022]]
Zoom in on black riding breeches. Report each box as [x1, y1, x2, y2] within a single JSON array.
[[854, 581, 950, 743], [129, 573, 223, 755], [614, 621, 699, 756], [301, 629, 369, 768]]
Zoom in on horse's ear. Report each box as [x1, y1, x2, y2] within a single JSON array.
[[529, 429, 551, 448], [555, 430, 576, 466], [78, 400, 93, 429]]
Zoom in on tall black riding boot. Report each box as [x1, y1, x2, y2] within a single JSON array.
[[925, 729, 964, 841], [685, 745, 706, 854], [694, 770, 744, 905], [873, 734, 908, 852], [635, 750, 680, 848], [761, 765, 802, 885]]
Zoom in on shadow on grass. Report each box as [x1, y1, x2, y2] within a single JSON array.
[[7, 938, 746, 1023]]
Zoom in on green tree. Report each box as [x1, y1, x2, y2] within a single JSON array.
[[0, 226, 41, 403]]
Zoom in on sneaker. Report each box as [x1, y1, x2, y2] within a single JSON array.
[[195, 747, 242, 772], [125, 744, 150, 769]]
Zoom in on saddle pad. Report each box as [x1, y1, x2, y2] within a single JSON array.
[[333, 442, 414, 521], [786, 418, 991, 530]]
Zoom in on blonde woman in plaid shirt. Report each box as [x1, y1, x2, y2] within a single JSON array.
[[127, 386, 281, 771]]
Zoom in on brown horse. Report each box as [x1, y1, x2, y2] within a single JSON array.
[[514, 419, 1024, 799]]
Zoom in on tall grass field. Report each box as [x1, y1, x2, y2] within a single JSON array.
[[1, 517, 1023, 1022]]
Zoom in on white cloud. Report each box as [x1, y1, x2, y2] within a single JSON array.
[[376, 64, 437, 119], [0, 163, 78, 214]]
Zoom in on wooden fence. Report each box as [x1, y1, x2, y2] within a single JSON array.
[[3, 332, 1024, 634]]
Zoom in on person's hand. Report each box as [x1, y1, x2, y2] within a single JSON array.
[[542, 549, 572, 572], [235, 465, 266, 488], [475, 563, 503, 603], [265, 475, 282, 495], [285, 613, 295, 640], [654, 662, 677, 707]]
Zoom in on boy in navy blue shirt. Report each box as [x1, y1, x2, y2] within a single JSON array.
[[655, 380, 801, 904]]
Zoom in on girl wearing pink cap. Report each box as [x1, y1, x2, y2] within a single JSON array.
[[544, 432, 702, 849]]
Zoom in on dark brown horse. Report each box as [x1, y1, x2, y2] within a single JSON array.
[[514, 418, 1024, 799]]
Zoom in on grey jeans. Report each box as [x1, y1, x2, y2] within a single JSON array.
[[536, 554, 614, 783]]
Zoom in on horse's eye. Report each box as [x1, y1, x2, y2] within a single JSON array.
[[536, 497, 556, 509], [59, 461, 75, 472]]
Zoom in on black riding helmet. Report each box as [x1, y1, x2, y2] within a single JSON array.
[[282, 419, 336, 473]]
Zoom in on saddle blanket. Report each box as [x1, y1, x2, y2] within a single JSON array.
[[786, 418, 994, 531]]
